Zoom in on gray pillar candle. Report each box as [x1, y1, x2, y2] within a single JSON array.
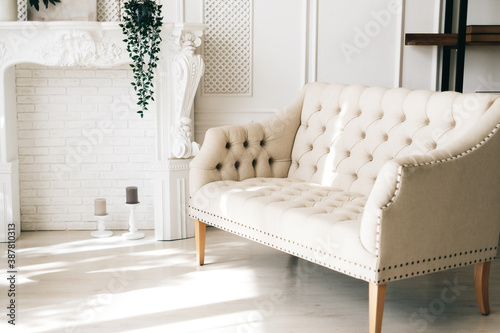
[[126, 186, 139, 204], [94, 198, 107, 216]]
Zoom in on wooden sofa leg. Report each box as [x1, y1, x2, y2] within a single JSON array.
[[474, 261, 491, 315], [369, 283, 386, 333], [194, 219, 206, 266]]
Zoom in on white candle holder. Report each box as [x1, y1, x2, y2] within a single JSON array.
[[91, 214, 113, 238], [122, 203, 144, 240]]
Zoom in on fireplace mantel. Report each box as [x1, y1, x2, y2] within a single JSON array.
[[0, 21, 206, 241]]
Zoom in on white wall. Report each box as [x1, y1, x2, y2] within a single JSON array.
[[317, 0, 403, 88], [184, 0, 409, 144]]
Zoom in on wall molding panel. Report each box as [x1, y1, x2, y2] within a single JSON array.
[[303, 0, 318, 84]]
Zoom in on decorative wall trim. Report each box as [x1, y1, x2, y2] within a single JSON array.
[[395, 0, 405, 88], [0, 160, 19, 174], [195, 108, 278, 114], [202, 0, 253, 96], [151, 160, 191, 171], [432, 0, 442, 91], [153, 158, 194, 240], [176, 177, 188, 237], [303, 0, 318, 84], [176, 0, 186, 23], [171, 32, 204, 158], [37, 30, 124, 67], [156, 23, 206, 161], [0, 182, 6, 241]]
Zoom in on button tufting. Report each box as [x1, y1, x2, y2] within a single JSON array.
[[252, 159, 257, 167], [243, 141, 248, 147], [234, 161, 240, 169], [406, 138, 412, 145], [215, 163, 222, 170], [268, 158, 274, 165], [361, 132, 366, 139], [383, 134, 389, 141], [352, 174, 358, 180], [225, 142, 231, 149], [346, 151, 351, 157], [260, 140, 265, 146]]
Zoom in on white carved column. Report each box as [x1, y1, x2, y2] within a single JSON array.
[[154, 23, 205, 240], [0, 57, 21, 241], [0, 161, 20, 242]]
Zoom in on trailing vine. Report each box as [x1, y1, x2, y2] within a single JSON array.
[[120, 0, 163, 118], [29, 0, 60, 11]]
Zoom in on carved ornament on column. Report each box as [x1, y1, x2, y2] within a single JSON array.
[[170, 32, 204, 159], [0, 42, 6, 63], [36, 30, 125, 67]]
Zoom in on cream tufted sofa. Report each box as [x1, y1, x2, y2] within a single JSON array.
[[189, 82, 500, 332]]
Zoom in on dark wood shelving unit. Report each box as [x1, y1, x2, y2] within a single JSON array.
[[404, 0, 500, 92], [405, 33, 500, 46], [405, 33, 458, 46]]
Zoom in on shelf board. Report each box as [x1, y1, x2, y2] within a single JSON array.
[[405, 33, 458, 46], [466, 41, 500, 46], [467, 25, 500, 34]]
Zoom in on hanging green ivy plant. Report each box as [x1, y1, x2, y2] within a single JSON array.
[[120, 0, 163, 118], [29, 0, 60, 11]]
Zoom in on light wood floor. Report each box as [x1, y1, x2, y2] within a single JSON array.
[[1, 228, 499, 333]]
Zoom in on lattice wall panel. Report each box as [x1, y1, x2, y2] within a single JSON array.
[[17, 0, 27, 21], [97, 0, 122, 22], [203, 0, 252, 95]]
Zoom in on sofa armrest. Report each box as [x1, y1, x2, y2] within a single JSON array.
[[361, 112, 500, 263], [189, 85, 308, 194]]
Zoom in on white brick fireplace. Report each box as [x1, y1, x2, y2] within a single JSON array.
[[0, 21, 205, 242]]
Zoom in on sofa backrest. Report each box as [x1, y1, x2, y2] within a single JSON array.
[[288, 83, 499, 196]]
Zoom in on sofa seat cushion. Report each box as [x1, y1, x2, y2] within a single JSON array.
[[190, 177, 379, 282]]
